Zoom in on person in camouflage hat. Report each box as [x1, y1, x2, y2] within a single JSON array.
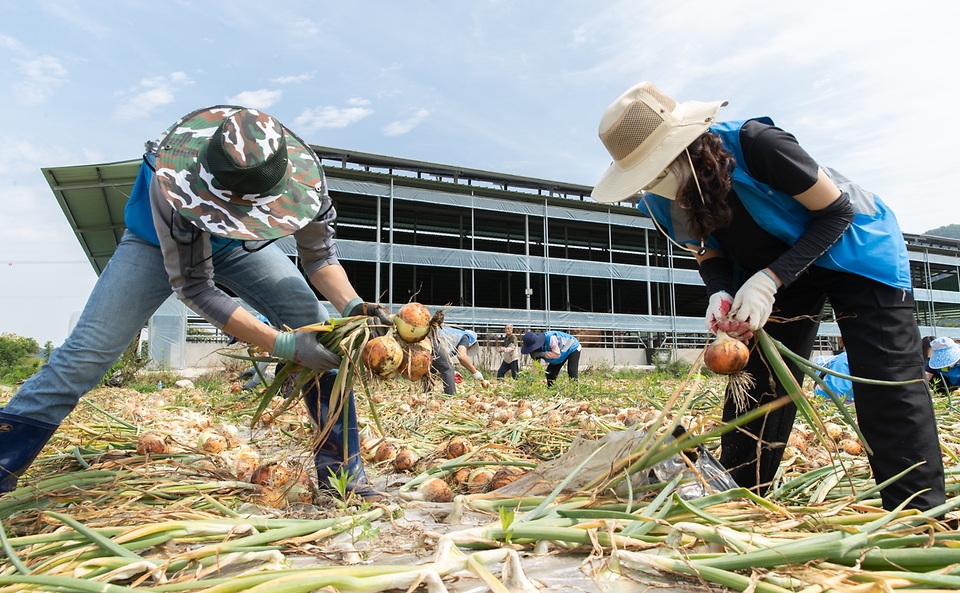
[[155, 106, 326, 241], [0, 105, 390, 500]]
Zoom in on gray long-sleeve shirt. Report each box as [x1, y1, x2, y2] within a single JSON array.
[[150, 176, 340, 329]]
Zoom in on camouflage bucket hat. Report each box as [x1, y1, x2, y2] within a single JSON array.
[[154, 106, 325, 240]]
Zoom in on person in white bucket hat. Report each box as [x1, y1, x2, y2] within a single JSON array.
[[928, 337, 960, 394], [591, 82, 945, 514]]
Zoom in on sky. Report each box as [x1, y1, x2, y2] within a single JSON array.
[[2, 0, 959, 346]]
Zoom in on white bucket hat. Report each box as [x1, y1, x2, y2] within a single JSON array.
[[591, 82, 728, 204], [929, 337, 960, 369]]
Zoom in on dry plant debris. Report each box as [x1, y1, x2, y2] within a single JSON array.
[[1, 361, 959, 593]]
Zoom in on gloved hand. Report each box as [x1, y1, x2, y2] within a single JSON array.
[[272, 331, 341, 373], [732, 270, 779, 331], [472, 371, 484, 381], [704, 292, 733, 333], [345, 300, 393, 338]]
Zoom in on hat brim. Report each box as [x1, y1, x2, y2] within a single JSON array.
[[591, 99, 727, 204], [466, 342, 480, 359], [520, 332, 545, 355], [155, 106, 325, 241], [930, 345, 960, 369]]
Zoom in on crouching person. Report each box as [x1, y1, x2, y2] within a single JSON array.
[[0, 105, 388, 499]]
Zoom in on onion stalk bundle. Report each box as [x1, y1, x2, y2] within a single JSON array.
[[248, 305, 445, 454]]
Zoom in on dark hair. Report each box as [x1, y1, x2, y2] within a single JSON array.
[[675, 132, 736, 241], [922, 335, 936, 359]]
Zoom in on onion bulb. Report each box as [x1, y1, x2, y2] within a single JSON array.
[[374, 441, 396, 463], [839, 438, 862, 456], [418, 477, 454, 502], [362, 335, 404, 378], [250, 462, 291, 487], [198, 430, 227, 454], [399, 341, 432, 381], [490, 466, 527, 490], [704, 332, 750, 375], [468, 469, 495, 493], [445, 436, 472, 459], [136, 432, 167, 455], [393, 448, 418, 471], [394, 302, 432, 343]]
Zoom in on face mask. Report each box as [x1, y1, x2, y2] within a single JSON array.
[[644, 167, 681, 200]]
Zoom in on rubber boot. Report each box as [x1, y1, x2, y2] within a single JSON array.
[[0, 411, 59, 494], [303, 372, 380, 499]]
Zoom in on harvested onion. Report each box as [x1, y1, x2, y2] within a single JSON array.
[[399, 341, 432, 381], [394, 302, 432, 343], [136, 432, 166, 455], [446, 436, 472, 459], [704, 332, 750, 375], [362, 335, 404, 378], [198, 430, 227, 454], [393, 448, 418, 471], [418, 477, 454, 502], [490, 466, 527, 490]]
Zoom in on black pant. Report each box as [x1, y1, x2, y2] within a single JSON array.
[[720, 267, 945, 512], [497, 360, 519, 379], [545, 350, 581, 387]]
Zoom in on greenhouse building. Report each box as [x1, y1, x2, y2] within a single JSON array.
[[44, 145, 960, 368]]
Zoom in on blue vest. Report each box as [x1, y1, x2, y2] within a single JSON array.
[[543, 331, 580, 365], [124, 155, 237, 251], [938, 364, 960, 388], [813, 351, 854, 402], [638, 118, 912, 290], [439, 327, 478, 355]]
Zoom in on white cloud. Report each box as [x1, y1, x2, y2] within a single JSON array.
[[0, 34, 29, 56], [37, 0, 108, 36], [293, 19, 320, 36], [225, 88, 283, 110], [114, 72, 194, 121], [383, 109, 430, 136], [0, 136, 95, 175], [13, 56, 67, 105], [572, 25, 587, 44], [294, 98, 374, 131], [271, 73, 314, 84], [379, 63, 404, 75]]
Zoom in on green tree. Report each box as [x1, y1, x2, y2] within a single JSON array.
[[0, 333, 40, 371], [43, 341, 54, 360], [924, 224, 960, 240]]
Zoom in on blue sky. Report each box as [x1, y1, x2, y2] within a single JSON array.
[[2, 0, 959, 346]]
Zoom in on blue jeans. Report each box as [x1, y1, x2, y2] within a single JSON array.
[[4, 231, 325, 425]]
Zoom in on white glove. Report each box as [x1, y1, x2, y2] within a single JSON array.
[[704, 292, 733, 333], [472, 371, 484, 381], [732, 271, 778, 330]]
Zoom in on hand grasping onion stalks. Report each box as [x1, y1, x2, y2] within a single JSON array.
[[250, 303, 445, 455]]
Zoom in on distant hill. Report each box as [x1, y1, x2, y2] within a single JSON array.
[[923, 224, 960, 240]]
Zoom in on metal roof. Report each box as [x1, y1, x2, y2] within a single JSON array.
[[42, 145, 612, 274], [42, 158, 141, 274]]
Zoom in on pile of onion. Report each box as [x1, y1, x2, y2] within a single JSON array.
[[360, 301, 436, 382], [704, 332, 750, 375]]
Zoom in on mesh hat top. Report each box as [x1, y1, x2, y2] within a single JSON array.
[[591, 82, 727, 204]]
